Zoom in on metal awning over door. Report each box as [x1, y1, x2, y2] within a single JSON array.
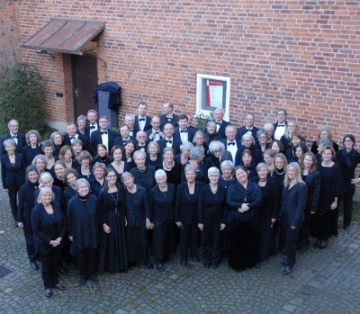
[[22, 18, 105, 55]]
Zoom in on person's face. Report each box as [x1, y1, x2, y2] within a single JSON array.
[[113, 148, 122, 161], [87, 112, 97, 124], [221, 166, 232, 178], [178, 118, 188, 130], [287, 122, 296, 133], [275, 157, 284, 170], [295, 147, 304, 158], [303, 155, 313, 169], [317, 144, 324, 155], [291, 136, 301, 146], [149, 144, 158, 155], [81, 158, 90, 167], [41, 192, 53, 205], [29, 133, 38, 145], [125, 144, 135, 154], [44, 146, 53, 156], [72, 143, 82, 154], [195, 135, 204, 146], [54, 164, 65, 177], [94, 167, 105, 179], [135, 154, 146, 168], [235, 168, 248, 184], [99, 118, 108, 130], [162, 104, 172, 115], [66, 173, 77, 186], [106, 171, 117, 184], [257, 167, 269, 180], [98, 146, 107, 157], [64, 150, 72, 162], [271, 142, 280, 153], [163, 124, 174, 138], [42, 179, 52, 188], [245, 115, 254, 128], [214, 110, 224, 122], [225, 127, 236, 141], [344, 137, 354, 150], [320, 130, 329, 139], [5, 144, 16, 154], [266, 128, 274, 139], [9, 121, 19, 134], [138, 104, 147, 116], [164, 150, 174, 162], [243, 138, 252, 148], [156, 175, 167, 188], [287, 166, 296, 181], [120, 126, 130, 138], [258, 133, 267, 144], [264, 154, 273, 166], [185, 169, 196, 183], [136, 132, 147, 144], [182, 149, 190, 158], [35, 159, 46, 171], [322, 149, 333, 162], [209, 172, 219, 184], [277, 110, 286, 124], [213, 148, 221, 158], [242, 153, 252, 166], [66, 124, 77, 136], [125, 117, 135, 128], [77, 183, 90, 197], [123, 176, 134, 188], [77, 120, 86, 130], [53, 134, 63, 145], [151, 117, 161, 130], [206, 123, 216, 134], [28, 171, 39, 184]]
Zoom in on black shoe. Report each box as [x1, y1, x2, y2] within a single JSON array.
[[204, 263, 210, 269], [212, 263, 218, 269], [89, 275, 99, 284], [30, 262, 39, 271], [280, 248, 287, 256], [343, 226, 350, 231], [79, 277, 87, 286], [53, 283, 66, 291], [44, 288, 53, 298], [254, 262, 261, 269], [145, 260, 153, 269], [59, 267, 68, 274], [156, 262, 164, 272], [280, 261, 289, 267], [191, 256, 200, 263], [283, 265, 293, 275], [180, 260, 187, 266]]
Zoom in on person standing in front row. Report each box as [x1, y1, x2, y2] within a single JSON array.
[[280, 162, 307, 275]]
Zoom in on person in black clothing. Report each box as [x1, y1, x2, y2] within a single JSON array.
[[98, 169, 128, 273], [146, 141, 162, 170], [50, 131, 64, 158], [234, 132, 261, 166], [75, 150, 93, 180], [35, 172, 63, 208], [175, 164, 204, 266], [181, 146, 207, 183], [63, 168, 78, 207], [59, 145, 79, 170], [53, 160, 67, 192], [92, 143, 113, 166], [130, 150, 156, 192], [31, 155, 49, 177], [31, 187, 66, 298], [237, 148, 257, 179], [253, 163, 280, 264], [88, 162, 106, 197], [336, 134, 360, 230], [280, 162, 307, 275], [67, 179, 100, 286], [22, 129, 43, 166], [198, 167, 227, 269], [122, 171, 153, 269], [204, 120, 220, 145], [226, 166, 263, 271], [219, 160, 234, 189], [17, 166, 39, 270], [311, 127, 339, 155], [107, 145, 130, 183], [161, 147, 181, 186], [42, 140, 57, 171], [149, 169, 177, 272], [205, 141, 225, 170]]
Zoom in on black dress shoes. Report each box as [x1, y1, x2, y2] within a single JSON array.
[[204, 264, 210, 269], [44, 288, 53, 298], [53, 283, 66, 291], [79, 277, 87, 286], [283, 265, 293, 275], [156, 262, 164, 272], [212, 263, 218, 269], [145, 260, 154, 269], [180, 260, 187, 266], [89, 275, 99, 284], [280, 261, 289, 267], [191, 256, 200, 263], [30, 262, 39, 271]]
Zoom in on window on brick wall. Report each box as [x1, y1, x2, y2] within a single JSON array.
[[196, 74, 230, 121]]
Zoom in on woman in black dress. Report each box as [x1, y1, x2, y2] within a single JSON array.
[[280, 162, 307, 275], [121, 171, 153, 269], [31, 186, 66, 297], [181, 146, 207, 183], [146, 141, 162, 170], [63, 168, 78, 206], [198, 167, 227, 269], [98, 169, 128, 273], [175, 164, 204, 266], [88, 162, 106, 197], [219, 160, 234, 189], [253, 163, 280, 264], [67, 179, 100, 286], [149, 169, 176, 272], [108, 145, 129, 183], [59, 145, 79, 170], [42, 140, 57, 171], [53, 160, 67, 192], [175, 141, 193, 166], [311, 127, 339, 155], [237, 148, 257, 178], [92, 143, 112, 166], [336, 134, 360, 230], [17, 166, 39, 270], [161, 147, 181, 186], [205, 141, 225, 170], [130, 150, 156, 192], [22, 129, 43, 166], [124, 140, 137, 169], [226, 166, 263, 271], [50, 131, 64, 158], [75, 150, 93, 180]]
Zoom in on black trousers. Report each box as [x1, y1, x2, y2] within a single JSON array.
[[39, 246, 62, 289], [8, 187, 19, 221], [297, 211, 312, 249], [180, 223, 198, 261], [23, 225, 36, 263], [201, 220, 222, 265], [342, 181, 355, 228], [281, 216, 301, 267], [76, 247, 97, 278], [152, 220, 176, 261]]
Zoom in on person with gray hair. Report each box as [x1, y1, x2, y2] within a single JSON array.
[[181, 146, 207, 183], [198, 167, 227, 269], [0, 118, 26, 156], [235, 131, 261, 166], [263, 123, 275, 144], [219, 160, 234, 189], [255, 129, 270, 154], [23, 129, 43, 166], [205, 120, 220, 144], [206, 140, 225, 169], [76, 115, 87, 136], [149, 169, 177, 272], [34, 171, 62, 208], [175, 141, 194, 166], [67, 178, 100, 286], [31, 154, 48, 176], [213, 107, 231, 139], [130, 150, 156, 191]]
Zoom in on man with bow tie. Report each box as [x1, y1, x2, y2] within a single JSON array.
[[160, 103, 179, 129], [273, 108, 288, 140], [220, 125, 241, 166], [85, 109, 99, 139], [113, 124, 136, 147], [158, 123, 181, 154], [146, 115, 165, 142], [136, 131, 149, 152], [236, 113, 259, 142], [124, 114, 136, 137], [64, 122, 90, 152], [174, 114, 197, 144], [90, 116, 119, 156], [134, 102, 152, 135], [0, 119, 26, 156], [213, 107, 231, 140]]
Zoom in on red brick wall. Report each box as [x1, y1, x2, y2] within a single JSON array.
[[15, 0, 360, 147]]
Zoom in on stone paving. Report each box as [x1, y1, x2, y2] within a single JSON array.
[[1, 187, 360, 314]]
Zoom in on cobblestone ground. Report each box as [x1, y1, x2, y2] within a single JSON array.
[[1, 188, 360, 314]]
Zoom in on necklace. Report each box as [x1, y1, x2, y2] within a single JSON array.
[[110, 190, 119, 213], [275, 169, 285, 175], [163, 161, 174, 170]]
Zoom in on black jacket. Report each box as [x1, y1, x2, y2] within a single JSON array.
[[90, 129, 119, 156], [281, 183, 307, 228]]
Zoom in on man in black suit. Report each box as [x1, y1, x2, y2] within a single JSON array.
[[63, 122, 90, 152], [133, 102, 152, 135], [273, 108, 288, 140], [158, 123, 181, 154], [136, 131, 149, 152], [85, 109, 99, 139], [146, 115, 165, 142], [236, 113, 259, 142], [220, 125, 241, 166], [124, 114, 136, 137], [113, 124, 136, 147], [174, 114, 197, 144], [0, 119, 26, 156], [160, 103, 179, 129], [90, 116, 119, 156], [213, 108, 231, 140]]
